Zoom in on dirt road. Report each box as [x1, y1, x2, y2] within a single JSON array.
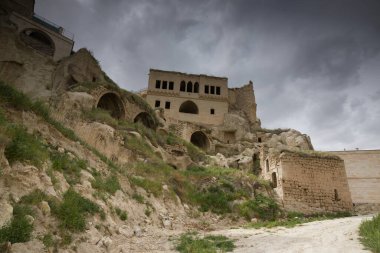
[[212, 215, 372, 253]]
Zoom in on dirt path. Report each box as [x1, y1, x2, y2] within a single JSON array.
[[211, 215, 372, 253]]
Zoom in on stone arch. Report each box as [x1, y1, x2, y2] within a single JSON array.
[[271, 172, 277, 188], [179, 100, 198, 114], [180, 81, 186, 92], [96, 92, 125, 120], [190, 131, 210, 150], [134, 112, 155, 129], [186, 81, 193, 92], [194, 82, 199, 93], [20, 28, 55, 56]]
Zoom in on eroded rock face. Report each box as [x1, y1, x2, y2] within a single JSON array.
[[265, 129, 313, 151], [52, 48, 105, 94]]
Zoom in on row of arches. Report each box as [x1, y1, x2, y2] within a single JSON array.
[[180, 81, 199, 93], [96, 92, 155, 129]]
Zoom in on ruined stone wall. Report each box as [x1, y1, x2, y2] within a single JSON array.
[[329, 150, 380, 205], [279, 153, 352, 213], [228, 82, 258, 126]]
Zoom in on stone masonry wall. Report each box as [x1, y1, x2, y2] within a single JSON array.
[[228, 82, 258, 126], [278, 152, 352, 214]]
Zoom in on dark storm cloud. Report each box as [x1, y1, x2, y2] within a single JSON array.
[[35, 0, 380, 150]]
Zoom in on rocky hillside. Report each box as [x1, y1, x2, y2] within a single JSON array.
[[0, 82, 278, 253]]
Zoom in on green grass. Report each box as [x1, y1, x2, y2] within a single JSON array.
[[4, 126, 49, 167], [132, 193, 145, 203], [359, 214, 380, 253], [51, 151, 87, 185], [246, 211, 352, 229], [91, 174, 121, 195], [129, 176, 162, 197], [50, 189, 100, 232], [42, 233, 55, 248], [19, 189, 48, 205], [0, 204, 34, 244], [82, 107, 118, 127], [237, 194, 280, 221], [124, 135, 158, 159], [176, 232, 235, 253], [115, 207, 128, 221]]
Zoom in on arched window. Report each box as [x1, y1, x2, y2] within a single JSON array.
[[20, 28, 55, 56], [180, 81, 186, 92], [179, 100, 198, 114], [194, 82, 199, 93], [186, 81, 193, 92]]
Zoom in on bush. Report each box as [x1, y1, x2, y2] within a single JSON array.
[[238, 194, 280, 221], [91, 174, 121, 195], [359, 214, 380, 253], [195, 185, 235, 214], [50, 189, 100, 232], [115, 208, 128, 221], [4, 127, 49, 167], [176, 232, 235, 253]]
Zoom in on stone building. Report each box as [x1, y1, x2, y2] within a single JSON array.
[[142, 69, 261, 151], [1, 0, 74, 61], [261, 148, 353, 213]]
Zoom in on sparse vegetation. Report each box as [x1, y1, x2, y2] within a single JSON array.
[[132, 193, 145, 203], [176, 232, 235, 253], [91, 174, 121, 195], [359, 214, 380, 253], [129, 176, 162, 197], [83, 107, 118, 127], [50, 189, 100, 232], [4, 126, 49, 167], [115, 207, 128, 221], [279, 148, 342, 160], [238, 193, 280, 221], [246, 211, 352, 229], [51, 151, 87, 185]]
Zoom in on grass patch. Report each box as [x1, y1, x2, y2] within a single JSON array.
[[132, 193, 145, 203], [19, 189, 48, 206], [129, 176, 162, 197], [238, 194, 280, 221], [51, 152, 86, 185], [176, 232, 235, 253], [82, 107, 118, 128], [91, 174, 121, 195], [50, 189, 100, 232], [359, 214, 380, 253], [0, 204, 34, 244], [42, 233, 55, 248], [4, 126, 49, 167], [124, 135, 157, 159], [115, 207, 128, 221], [247, 211, 352, 229]]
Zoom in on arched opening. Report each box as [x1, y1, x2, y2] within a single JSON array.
[[194, 82, 199, 93], [20, 29, 55, 56], [96, 92, 125, 120], [179, 100, 198, 114], [186, 81, 193, 92], [271, 172, 277, 188], [134, 112, 155, 129], [180, 81, 186, 92], [190, 131, 210, 150]]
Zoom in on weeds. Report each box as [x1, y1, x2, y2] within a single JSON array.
[[359, 213, 380, 253], [238, 194, 280, 221], [0, 204, 34, 243], [115, 207, 128, 221], [51, 152, 86, 185], [176, 232, 235, 253], [132, 193, 145, 203], [129, 176, 162, 197], [91, 174, 121, 195]]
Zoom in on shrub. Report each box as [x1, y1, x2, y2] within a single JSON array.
[[91, 174, 121, 195], [42, 233, 55, 248], [176, 232, 235, 253], [195, 185, 235, 214], [4, 127, 48, 167], [238, 194, 280, 221], [115, 207, 128, 221], [359, 214, 380, 253], [50, 189, 100, 232]]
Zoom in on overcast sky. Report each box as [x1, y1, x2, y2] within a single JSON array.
[[35, 0, 380, 151]]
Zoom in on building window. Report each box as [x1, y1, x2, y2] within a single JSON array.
[[194, 82, 199, 93], [187, 81, 193, 92], [155, 100, 160, 108], [165, 101, 171, 109], [216, 86, 221, 95], [179, 100, 198, 114], [210, 108, 215, 114], [205, 85, 209, 94], [162, 81, 168, 89], [155, 80, 161, 89], [169, 81, 174, 90], [210, 86, 215, 94], [271, 172, 277, 188], [180, 81, 186, 91]]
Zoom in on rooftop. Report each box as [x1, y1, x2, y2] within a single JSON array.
[[150, 68, 228, 80]]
